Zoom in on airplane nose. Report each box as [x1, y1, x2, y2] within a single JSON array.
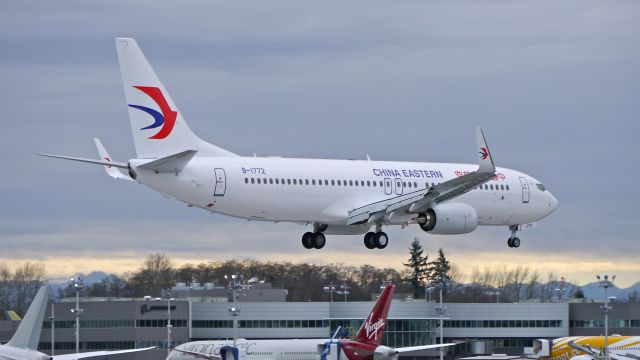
[[548, 193, 558, 212]]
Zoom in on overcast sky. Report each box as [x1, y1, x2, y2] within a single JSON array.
[[1, 0, 639, 287]]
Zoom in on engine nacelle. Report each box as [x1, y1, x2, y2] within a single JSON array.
[[373, 345, 399, 360], [418, 203, 478, 235]]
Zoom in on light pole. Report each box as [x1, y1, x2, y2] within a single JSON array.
[[428, 283, 447, 360], [225, 275, 241, 347], [70, 277, 84, 354], [597, 274, 615, 360], [162, 289, 175, 356], [49, 292, 58, 356], [337, 283, 350, 302], [554, 277, 567, 302], [323, 283, 337, 303]]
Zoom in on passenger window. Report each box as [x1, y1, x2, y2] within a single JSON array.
[[500, 184, 504, 190], [360, 180, 364, 186], [245, 178, 248, 184], [269, 178, 273, 184], [251, 178, 255, 184], [349, 180, 353, 186], [299, 179, 303, 185], [402, 182, 406, 187], [331, 180, 335, 186], [305, 179, 309, 185], [312, 179, 316, 185], [287, 179, 291, 185], [367, 181, 371, 187], [275, 179, 279, 184], [318, 179, 322, 186], [257, 178, 261, 184], [325, 180, 329, 185], [337, 180, 341, 186], [407, 182, 412, 188], [380, 181, 383, 187], [490, 184, 494, 190], [372, 181, 376, 187], [293, 179, 297, 185], [506, 185, 509, 190]]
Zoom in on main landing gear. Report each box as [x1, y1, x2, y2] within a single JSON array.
[[507, 225, 521, 248], [302, 231, 326, 249], [363, 224, 388, 250]]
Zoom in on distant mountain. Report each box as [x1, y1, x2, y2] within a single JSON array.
[[580, 281, 640, 300], [47, 271, 113, 292]]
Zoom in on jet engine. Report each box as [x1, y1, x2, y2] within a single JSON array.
[[417, 203, 478, 235], [373, 345, 399, 360]]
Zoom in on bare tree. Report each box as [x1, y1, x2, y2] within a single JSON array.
[[511, 265, 531, 303]]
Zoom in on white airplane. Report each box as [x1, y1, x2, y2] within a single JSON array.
[[40, 38, 558, 249], [0, 286, 154, 360], [167, 284, 457, 360]]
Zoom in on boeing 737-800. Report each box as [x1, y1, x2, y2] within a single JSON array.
[[41, 38, 558, 249]]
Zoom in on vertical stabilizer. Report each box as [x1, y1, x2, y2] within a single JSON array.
[[354, 284, 395, 346], [7, 286, 49, 350], [115, 38, 237, 159]]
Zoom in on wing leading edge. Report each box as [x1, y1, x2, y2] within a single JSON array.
[[347, 127, 496, 225]]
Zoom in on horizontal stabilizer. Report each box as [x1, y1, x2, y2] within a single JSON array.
[[94, 138, 134, 181], [396, 343, 458, 353], [39, 153, 128, 169], [138, 150, 197, 173]]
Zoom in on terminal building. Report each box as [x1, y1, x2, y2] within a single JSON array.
[[0, 283, 638, 360]]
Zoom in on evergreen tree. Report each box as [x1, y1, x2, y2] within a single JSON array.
[[427, 248, 452, 294], [574, 287, 585, 299], [403, 238, 428, 298]]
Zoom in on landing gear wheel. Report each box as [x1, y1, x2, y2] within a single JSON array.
[[507, 238, 513, 248], [302, 232, 314, 249], [364, 232, 376, 249], [512, 237, 520, 248], [313, 232, 326, 249], [374, 232, 388, 249]]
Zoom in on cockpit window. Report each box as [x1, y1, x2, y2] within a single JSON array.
[[536, 183, 546, 191]]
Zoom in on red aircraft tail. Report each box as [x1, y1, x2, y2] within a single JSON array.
[[354, 284, 395, 346]]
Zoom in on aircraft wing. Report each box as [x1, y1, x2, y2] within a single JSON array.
[[395, 342, 459, 353], [172, 348, 223, 360], [52, 347, 156, 359], [347, 127, 495, 225]]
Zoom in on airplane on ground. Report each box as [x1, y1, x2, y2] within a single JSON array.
[[531, 336, 640, 360], [167, 284, 457, 360], [0, 286, 154, 360], [40, 38, 558, 249]]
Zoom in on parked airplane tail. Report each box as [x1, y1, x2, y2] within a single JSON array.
[[115, 38, 237, 159], [7, 286, 49, 350], [354, 284, 395, 346]]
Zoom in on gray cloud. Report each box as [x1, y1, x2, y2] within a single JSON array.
[[1, 0, 639, 284]]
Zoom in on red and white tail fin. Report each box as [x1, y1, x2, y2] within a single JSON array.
[[354, 284, 395, 346], [115, 38, 237, 159]]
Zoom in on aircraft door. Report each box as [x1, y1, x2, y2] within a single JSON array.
[[384, 178, 393, 195], [214, 168, 226, 196], [394, 178, 403, 195], [519, 176, 530, 204]]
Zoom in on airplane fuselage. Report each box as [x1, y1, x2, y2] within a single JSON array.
[[132, 156, 557, 227]]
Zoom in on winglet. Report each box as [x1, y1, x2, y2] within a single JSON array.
[[476, 127, 495, 173], [94, 138, 134, 181]]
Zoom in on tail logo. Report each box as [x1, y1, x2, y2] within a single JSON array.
[[363, 313, 385, 341], [128, 86, 177, 139], [479, 147, 489, 160]]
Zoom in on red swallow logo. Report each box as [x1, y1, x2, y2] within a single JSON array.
[[479, 147, 488, 160]]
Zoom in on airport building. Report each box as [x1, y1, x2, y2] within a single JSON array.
[[1, 286, 638, 360]]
